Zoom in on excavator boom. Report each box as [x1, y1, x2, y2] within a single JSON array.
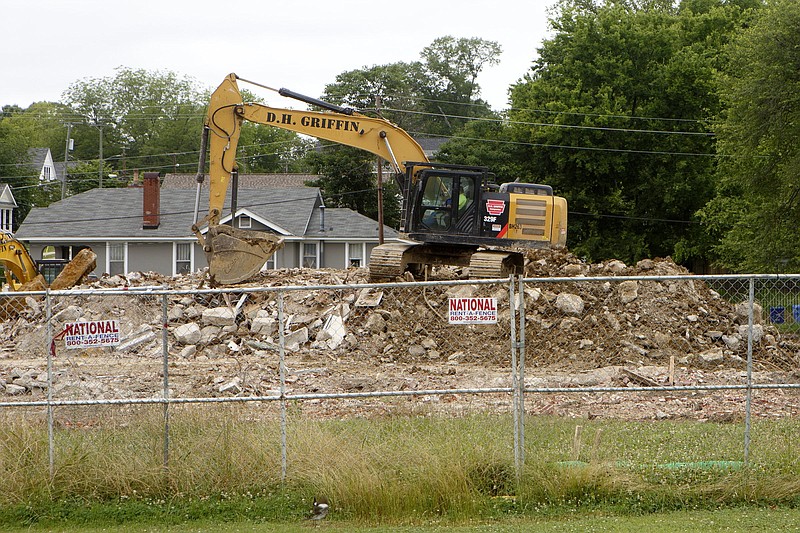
[[196, 73, 428, 284]]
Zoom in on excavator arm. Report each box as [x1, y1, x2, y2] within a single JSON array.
[[203, 73, 428, 223], [0, 232, 40, 289], [195, 73, 429, 284]]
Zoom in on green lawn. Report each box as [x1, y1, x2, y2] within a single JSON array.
[[2, 411, 800, 531], [5, 507, 800, 532]]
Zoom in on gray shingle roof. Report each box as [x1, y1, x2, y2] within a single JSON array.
[[162, 173, 319, 189], [16, 185, 396, 241], [26, 148, 49, 170], [305, 207, 397, 239]]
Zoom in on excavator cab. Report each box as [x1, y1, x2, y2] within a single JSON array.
[[417, 174, 478, 233], [406, 164, 488, 241]]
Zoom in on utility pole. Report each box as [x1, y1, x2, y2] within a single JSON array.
[[61, 123, 72, 199], [98, 125, 104, 188]]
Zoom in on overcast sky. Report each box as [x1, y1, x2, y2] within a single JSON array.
[[2, 0, 555, 111]]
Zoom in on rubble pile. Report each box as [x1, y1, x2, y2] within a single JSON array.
[[0, 251, 798, 421]]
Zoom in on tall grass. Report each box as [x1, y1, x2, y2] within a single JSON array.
[[1, 404, 799, 525]]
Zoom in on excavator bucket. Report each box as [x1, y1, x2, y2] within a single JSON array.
[[205, 225, 284, 285]]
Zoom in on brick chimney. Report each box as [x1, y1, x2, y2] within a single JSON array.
[[142, 172, 160, 229]]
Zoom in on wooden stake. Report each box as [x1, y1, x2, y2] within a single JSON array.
[[591, 429, 603, 463], [572, 425, 583, 461]]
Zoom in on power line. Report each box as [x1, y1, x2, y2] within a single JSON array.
[[16, 182, 701, 228], [569, 210, 701, 225], [1, 104, 725, 179], [384, 107, 714, 137]]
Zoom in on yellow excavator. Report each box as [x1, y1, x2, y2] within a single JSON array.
[[193, 73, 567, 284], [0, 232, 96, 291]]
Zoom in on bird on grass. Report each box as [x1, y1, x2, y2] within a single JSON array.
[[308, 496, 329, 524]]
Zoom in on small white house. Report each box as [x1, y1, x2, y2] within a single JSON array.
[[27, 148, 59, 182]]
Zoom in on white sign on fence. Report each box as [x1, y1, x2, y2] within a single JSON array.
[[448, 297, 498, 324], [63, 320, 121, 348]]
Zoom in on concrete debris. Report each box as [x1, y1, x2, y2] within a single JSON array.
[[0, 249, 798, 423], [174, 323, 201, 345], [556, 293, 584, 316], [202, 307, 236, 327]]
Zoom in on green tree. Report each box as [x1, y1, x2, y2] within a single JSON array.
[[322, 62, 429, 133], [305, 146, 401, 228], [0, 102, 79, 223], [435, 117, 523, 182], [421, 36, 501, 101], [321, 36, 500, 136], [416, 37, 501, 136], [61, 67, 206, 180], [310, 36, 502, 225], [699, 0, 800, 272], [508, 0, 756, 265]]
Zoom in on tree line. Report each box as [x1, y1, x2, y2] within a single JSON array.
[[0, 0, 797, 273]]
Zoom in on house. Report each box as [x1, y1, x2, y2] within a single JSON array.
[[14, 173, 399, 278], [0, 184, 16, 233], [26, 148, 60, 183], [415, 136, 449, 159]]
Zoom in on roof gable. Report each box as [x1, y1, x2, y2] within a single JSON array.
[[27, 148, 50, 169], [0, 184, 17, 208], [218, 208, 292, 236]]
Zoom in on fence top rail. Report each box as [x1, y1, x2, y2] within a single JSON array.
[[3, 272, 800, 298], [522, 273, 800, 284], [2, 382, 800, 409]]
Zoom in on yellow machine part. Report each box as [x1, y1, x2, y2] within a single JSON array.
[[505, 194, 568, 247], [203, 225, 284, 285], [199, 73, 427, 285], [0, 234, 40, 289]]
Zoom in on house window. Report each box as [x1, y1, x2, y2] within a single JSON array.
[[43, 167, 51, 181], [0, 209, 11, 232], [302, 243, 317, 268], [108, 243, 126, 275], [262, 248, 277, 271], [348, 243, 363, 268], [175, 242, 192, 274], [238, 215, 252, 229]]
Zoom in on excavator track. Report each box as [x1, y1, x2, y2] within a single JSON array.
[[468, 251, 524, 279], [369, 242, 524, 281], [368, 243, 417, 280]]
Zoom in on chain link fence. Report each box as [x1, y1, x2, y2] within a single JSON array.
[[0, 274, 799, 478]]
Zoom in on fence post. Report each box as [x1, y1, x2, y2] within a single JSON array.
[[509, 276, 521, 479], [744, 277, 754, 467], [161, 292, 170, 470], [517, 275, 526, 469], [279, 290, 287, 482], [45, 288, 54, 480]]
